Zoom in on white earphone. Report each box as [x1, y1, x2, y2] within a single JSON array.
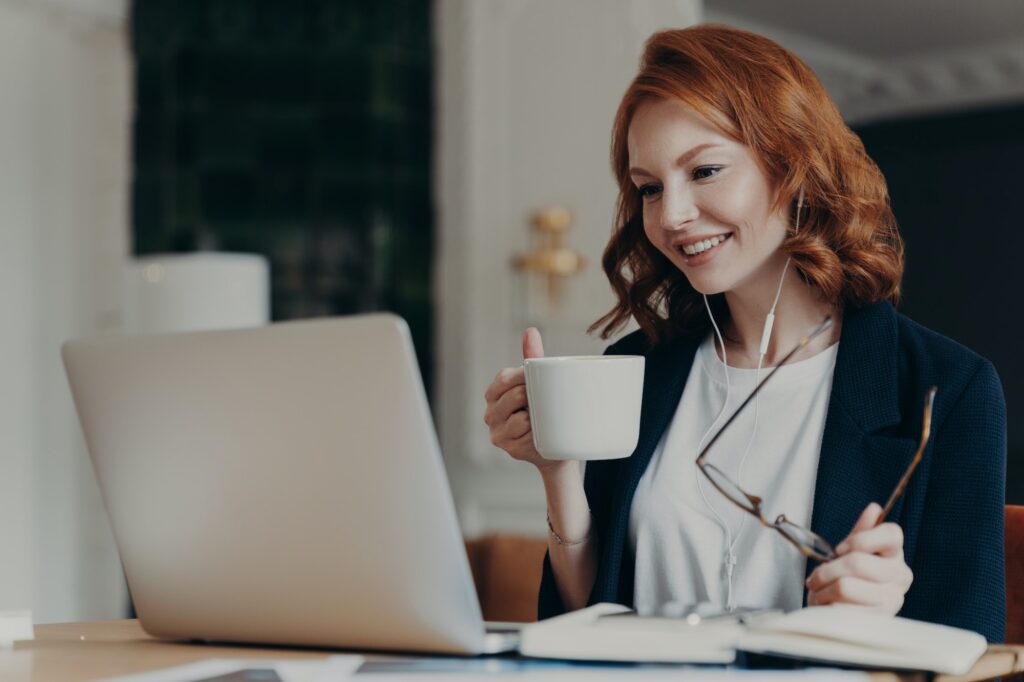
[[696, 187, 805, 611]]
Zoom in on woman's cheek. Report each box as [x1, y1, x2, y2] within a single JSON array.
[[641, 207, 659, 245]]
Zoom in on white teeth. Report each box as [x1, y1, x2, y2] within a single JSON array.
[[681, 234, 729, 256]]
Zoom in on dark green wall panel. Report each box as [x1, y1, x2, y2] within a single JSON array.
[[131, 0, 435, 393]]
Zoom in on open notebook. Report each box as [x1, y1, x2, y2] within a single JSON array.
[[519, 603, 988, 675]]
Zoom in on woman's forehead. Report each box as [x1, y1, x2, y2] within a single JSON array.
[[627, 99, 739, 164]]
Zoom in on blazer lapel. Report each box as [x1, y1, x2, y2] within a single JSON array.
[[808, 301, 919, 576], [592, 333, 700, 604]]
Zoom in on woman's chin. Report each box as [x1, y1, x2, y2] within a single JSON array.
[[683, 273, 731, 297]]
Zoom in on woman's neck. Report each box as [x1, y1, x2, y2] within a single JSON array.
[[716, 256, 842, 369]]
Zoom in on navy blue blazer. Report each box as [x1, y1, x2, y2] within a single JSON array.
[[538, 300, 1007, 642]]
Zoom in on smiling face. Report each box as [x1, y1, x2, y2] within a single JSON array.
[[627, 98, 792, 298]]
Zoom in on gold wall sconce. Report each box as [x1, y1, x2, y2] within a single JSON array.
[[512, 207, 586, 309]]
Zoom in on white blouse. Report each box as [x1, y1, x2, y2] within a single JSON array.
[[629, 332, 839, 615]]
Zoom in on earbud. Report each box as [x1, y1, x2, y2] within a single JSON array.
[[795, 188, 805, 233], [759, 312, 775, 357], [759, 188, 804, 360]]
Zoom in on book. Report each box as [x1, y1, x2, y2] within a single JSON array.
[[739, 604, 988, 675], [518, 603, 988, 675], [519, 603, 741, 664]]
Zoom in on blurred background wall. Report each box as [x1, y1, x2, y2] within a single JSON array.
[[856, 106, 1024, 502], [0, 0, 1020, 621]]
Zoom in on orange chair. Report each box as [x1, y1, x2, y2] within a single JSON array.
[[1007, 505, 1024, 644], [465, 534, 547, 622]]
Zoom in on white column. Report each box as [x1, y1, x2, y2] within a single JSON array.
[[0, 1, 39, 615], [0, 0, 131, 622]]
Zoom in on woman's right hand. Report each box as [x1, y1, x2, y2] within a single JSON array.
[[487, 329, 594, 609], [483, 328, 570, 476]]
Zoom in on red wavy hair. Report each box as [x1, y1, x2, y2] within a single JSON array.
[[591, 24, 904, 345]]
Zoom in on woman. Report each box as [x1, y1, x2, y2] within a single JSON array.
[[483, 25, 1006, 642]]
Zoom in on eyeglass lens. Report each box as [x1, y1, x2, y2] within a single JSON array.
[[773, 516, 836, 560], [700, 463, 757, 514]]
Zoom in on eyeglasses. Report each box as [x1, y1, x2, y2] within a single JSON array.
[[695, 316, 938, 562]]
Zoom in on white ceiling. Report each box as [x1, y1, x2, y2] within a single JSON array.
[[704, 0, 1024, 123], [708, 0, 1024, 59]]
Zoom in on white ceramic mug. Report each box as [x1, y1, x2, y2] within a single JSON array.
[[523, 355, 645, 460]]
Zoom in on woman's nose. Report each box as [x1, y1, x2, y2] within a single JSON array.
[[659, 186, 699, 231]]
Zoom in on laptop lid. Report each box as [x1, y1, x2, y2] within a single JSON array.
[[63, 314, 495, 654]]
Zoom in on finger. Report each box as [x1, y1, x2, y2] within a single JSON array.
[[485, 384, 528, 428], [837, 523, 904, 558], [495, 410, 531, 443], [522, 327, 545, 360], [506, 432, 539, 461], [484, 366, 525, 402], [807, 576, 899, 609], [806, 552, 908, 592], [835, 502, 885, 555], [850, 502, 883, 536]]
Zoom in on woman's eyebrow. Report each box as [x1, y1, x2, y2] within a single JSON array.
[[629, 142, 722, 178]]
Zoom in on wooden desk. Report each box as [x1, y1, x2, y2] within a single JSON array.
[[1, 620, 1021, 682]]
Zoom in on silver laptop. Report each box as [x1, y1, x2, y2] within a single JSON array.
[[62, 314, 520, 655]]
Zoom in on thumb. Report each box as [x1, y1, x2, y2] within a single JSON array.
[[522, 327, 545, 360]]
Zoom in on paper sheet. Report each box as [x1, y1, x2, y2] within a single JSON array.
[[0, 611, 33, 647], [95, 656, 363, 682], [92, 655, 872, 681], [353, 668, 868, 680]]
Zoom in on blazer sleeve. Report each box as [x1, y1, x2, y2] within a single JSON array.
[[537, 551, 566, 620], [901, 360, 1007, 642]]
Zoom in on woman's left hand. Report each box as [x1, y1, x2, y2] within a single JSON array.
[[805, 502, 914, 615]]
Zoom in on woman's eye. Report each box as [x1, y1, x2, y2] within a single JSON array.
[[638, 183, 662, 198], [692, 166, 723, 180]]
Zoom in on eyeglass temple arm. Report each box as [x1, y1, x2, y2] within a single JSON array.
[[695, 315, 834, 465], [876, 386, 938, 525]]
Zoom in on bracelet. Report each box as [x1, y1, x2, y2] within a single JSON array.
[[547, 513, 592, 547]]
